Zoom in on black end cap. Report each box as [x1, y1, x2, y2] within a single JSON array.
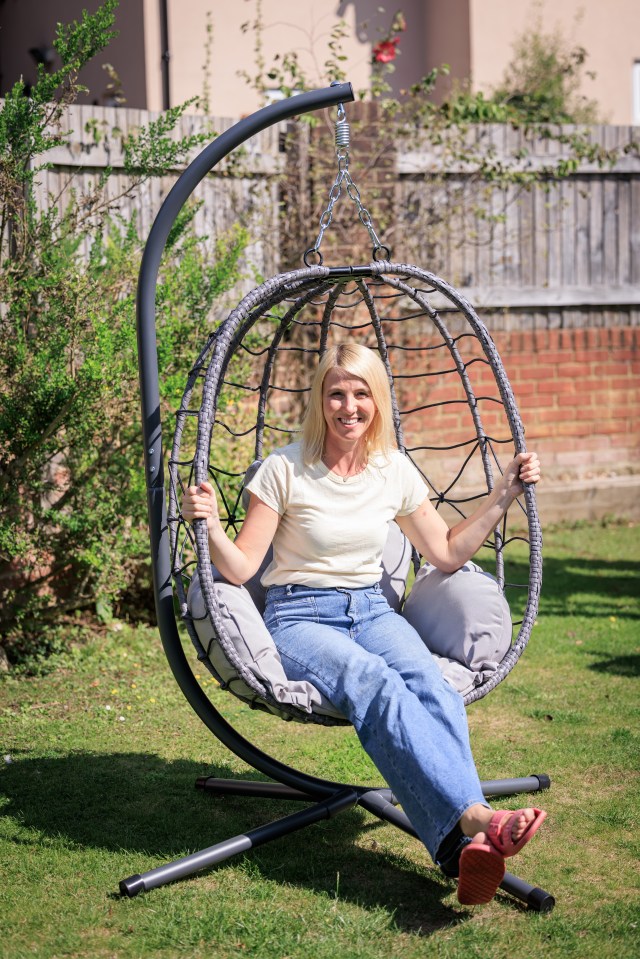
[[119, 874, 146, 898], [534, 773, 552, 791], [528, 887, 556, 912]]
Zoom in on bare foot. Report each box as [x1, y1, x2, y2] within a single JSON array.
[[456, 807, 546, 905], [460, 805, 539, 846]]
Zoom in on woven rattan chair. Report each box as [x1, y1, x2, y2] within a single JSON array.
[[120, 85, 553, 911]]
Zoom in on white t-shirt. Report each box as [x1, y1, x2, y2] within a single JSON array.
[[245, 441, 429, 588]]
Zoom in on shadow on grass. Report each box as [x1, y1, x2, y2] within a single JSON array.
[[1, 750, 467, 933], [587, 652, 640, 678], [503, 555, 640, 619]]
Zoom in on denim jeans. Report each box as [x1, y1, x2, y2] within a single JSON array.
[[263, 581, 488, 860]]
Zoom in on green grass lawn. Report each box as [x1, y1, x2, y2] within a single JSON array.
[[1, 520, 638, 958]]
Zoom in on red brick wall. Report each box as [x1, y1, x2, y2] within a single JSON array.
[[492, 325, 639, 485], [384, 316, 639, 521]]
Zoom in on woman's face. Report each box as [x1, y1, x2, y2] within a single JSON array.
[[322, 367, 378, 449]]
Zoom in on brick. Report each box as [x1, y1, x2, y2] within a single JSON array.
[[554, 421, 597, 437], [609, 406, 637, 420], [547, 437, 581, 453], [573, 350, 597, 363], [582, 435, 613, 451], [538, 379, 576, 394], [610, 378, 638, 392], [603, 362, 635, 376], [575, 407, 602, 421], [517, 331, 536, 351], [589, 449, 625, 465], [512, 381, 538, 397], [535, 351, 570, 365], [557, 362, 590, 378], [604, 420, 632, 434], [533, 393, 557, 407], [610, 434, 638, 449], [521, 366, 558, 381], [581, 379, 612, 395], [535, 408, 573, 424], [585, 329, 604, 348], [524, 427, 555, 441], [555, 449, 599, 467]]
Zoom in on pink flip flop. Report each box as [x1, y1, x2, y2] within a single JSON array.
[[457, 807, 547, 905], [486, 807, 547, 857], [457, 836, 506, 905]]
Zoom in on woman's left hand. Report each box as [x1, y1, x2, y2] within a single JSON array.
[[398, 450, 541, 573], [501, 451, 541, 498]]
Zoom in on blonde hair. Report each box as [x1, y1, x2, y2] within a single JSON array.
[[301, 344, 397, 464]]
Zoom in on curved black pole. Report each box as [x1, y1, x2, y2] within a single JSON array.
[[136, 84, 355, 798]]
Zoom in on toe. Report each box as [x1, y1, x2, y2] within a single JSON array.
[[512, 808, 535, 843]]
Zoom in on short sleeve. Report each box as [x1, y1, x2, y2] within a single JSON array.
[[244, 451, 289, 515], [396, 455, 430, 516]]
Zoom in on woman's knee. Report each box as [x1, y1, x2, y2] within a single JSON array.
[[361, 611, 441, 677]]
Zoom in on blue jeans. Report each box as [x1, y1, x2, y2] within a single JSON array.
[[264, 582, 488, 860]]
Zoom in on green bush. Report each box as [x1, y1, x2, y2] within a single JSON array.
[[0, 1, 248, 668], [491, 20, 601, 124]]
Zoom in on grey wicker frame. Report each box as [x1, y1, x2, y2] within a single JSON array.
[[169, 261, 542, 717]]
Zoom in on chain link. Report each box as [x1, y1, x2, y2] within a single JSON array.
[[304, 105, 390, 266]]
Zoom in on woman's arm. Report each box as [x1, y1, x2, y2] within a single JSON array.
[[182, 482, 280, 584], [396, 452, 541, 573]]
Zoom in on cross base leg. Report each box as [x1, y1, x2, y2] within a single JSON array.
[[119, 786, 358, 897], [119, 772, 555, 911]]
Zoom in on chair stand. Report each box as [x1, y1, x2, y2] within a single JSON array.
[[130, 83, 555, 915], [119, 772, 555, 912]]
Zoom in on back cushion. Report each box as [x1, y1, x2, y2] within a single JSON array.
[[401, 561, 513, 696]]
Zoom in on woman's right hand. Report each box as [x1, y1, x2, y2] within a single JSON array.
[[181, 481, 220, 530], [181, 484, 279, 585]]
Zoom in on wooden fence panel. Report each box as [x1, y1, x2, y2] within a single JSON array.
[[22, 106, 640, 316], [29, 103, 284, 282], [396, 123, 640, 311]]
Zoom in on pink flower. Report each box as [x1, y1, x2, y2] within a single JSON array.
[[373, 38, 400, 64]]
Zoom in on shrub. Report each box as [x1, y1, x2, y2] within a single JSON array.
[[0, 1, 248, 668]]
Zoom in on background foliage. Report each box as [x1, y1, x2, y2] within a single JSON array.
[[0, 1, 248, 668]]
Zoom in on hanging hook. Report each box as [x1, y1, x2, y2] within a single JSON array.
[[302, 101, 391, 265]]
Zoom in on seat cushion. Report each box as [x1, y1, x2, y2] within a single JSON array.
[[401, 561, 513, 696], [188, 569, 345, 720]]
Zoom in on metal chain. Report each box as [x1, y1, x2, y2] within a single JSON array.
[[304, 103, 390, 266]]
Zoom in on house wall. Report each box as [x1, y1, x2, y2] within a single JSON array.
[[1, 1, 638, 123], [0, 0, 147, 106], [468, 0, 640, 125]]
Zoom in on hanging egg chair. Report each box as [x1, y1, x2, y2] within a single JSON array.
[[121, 84, 553, 911]]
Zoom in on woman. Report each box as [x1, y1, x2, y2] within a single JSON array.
[[182, 343, 546, 905]]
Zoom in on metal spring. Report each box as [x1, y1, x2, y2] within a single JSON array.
[[335, 117, 350, 150]]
